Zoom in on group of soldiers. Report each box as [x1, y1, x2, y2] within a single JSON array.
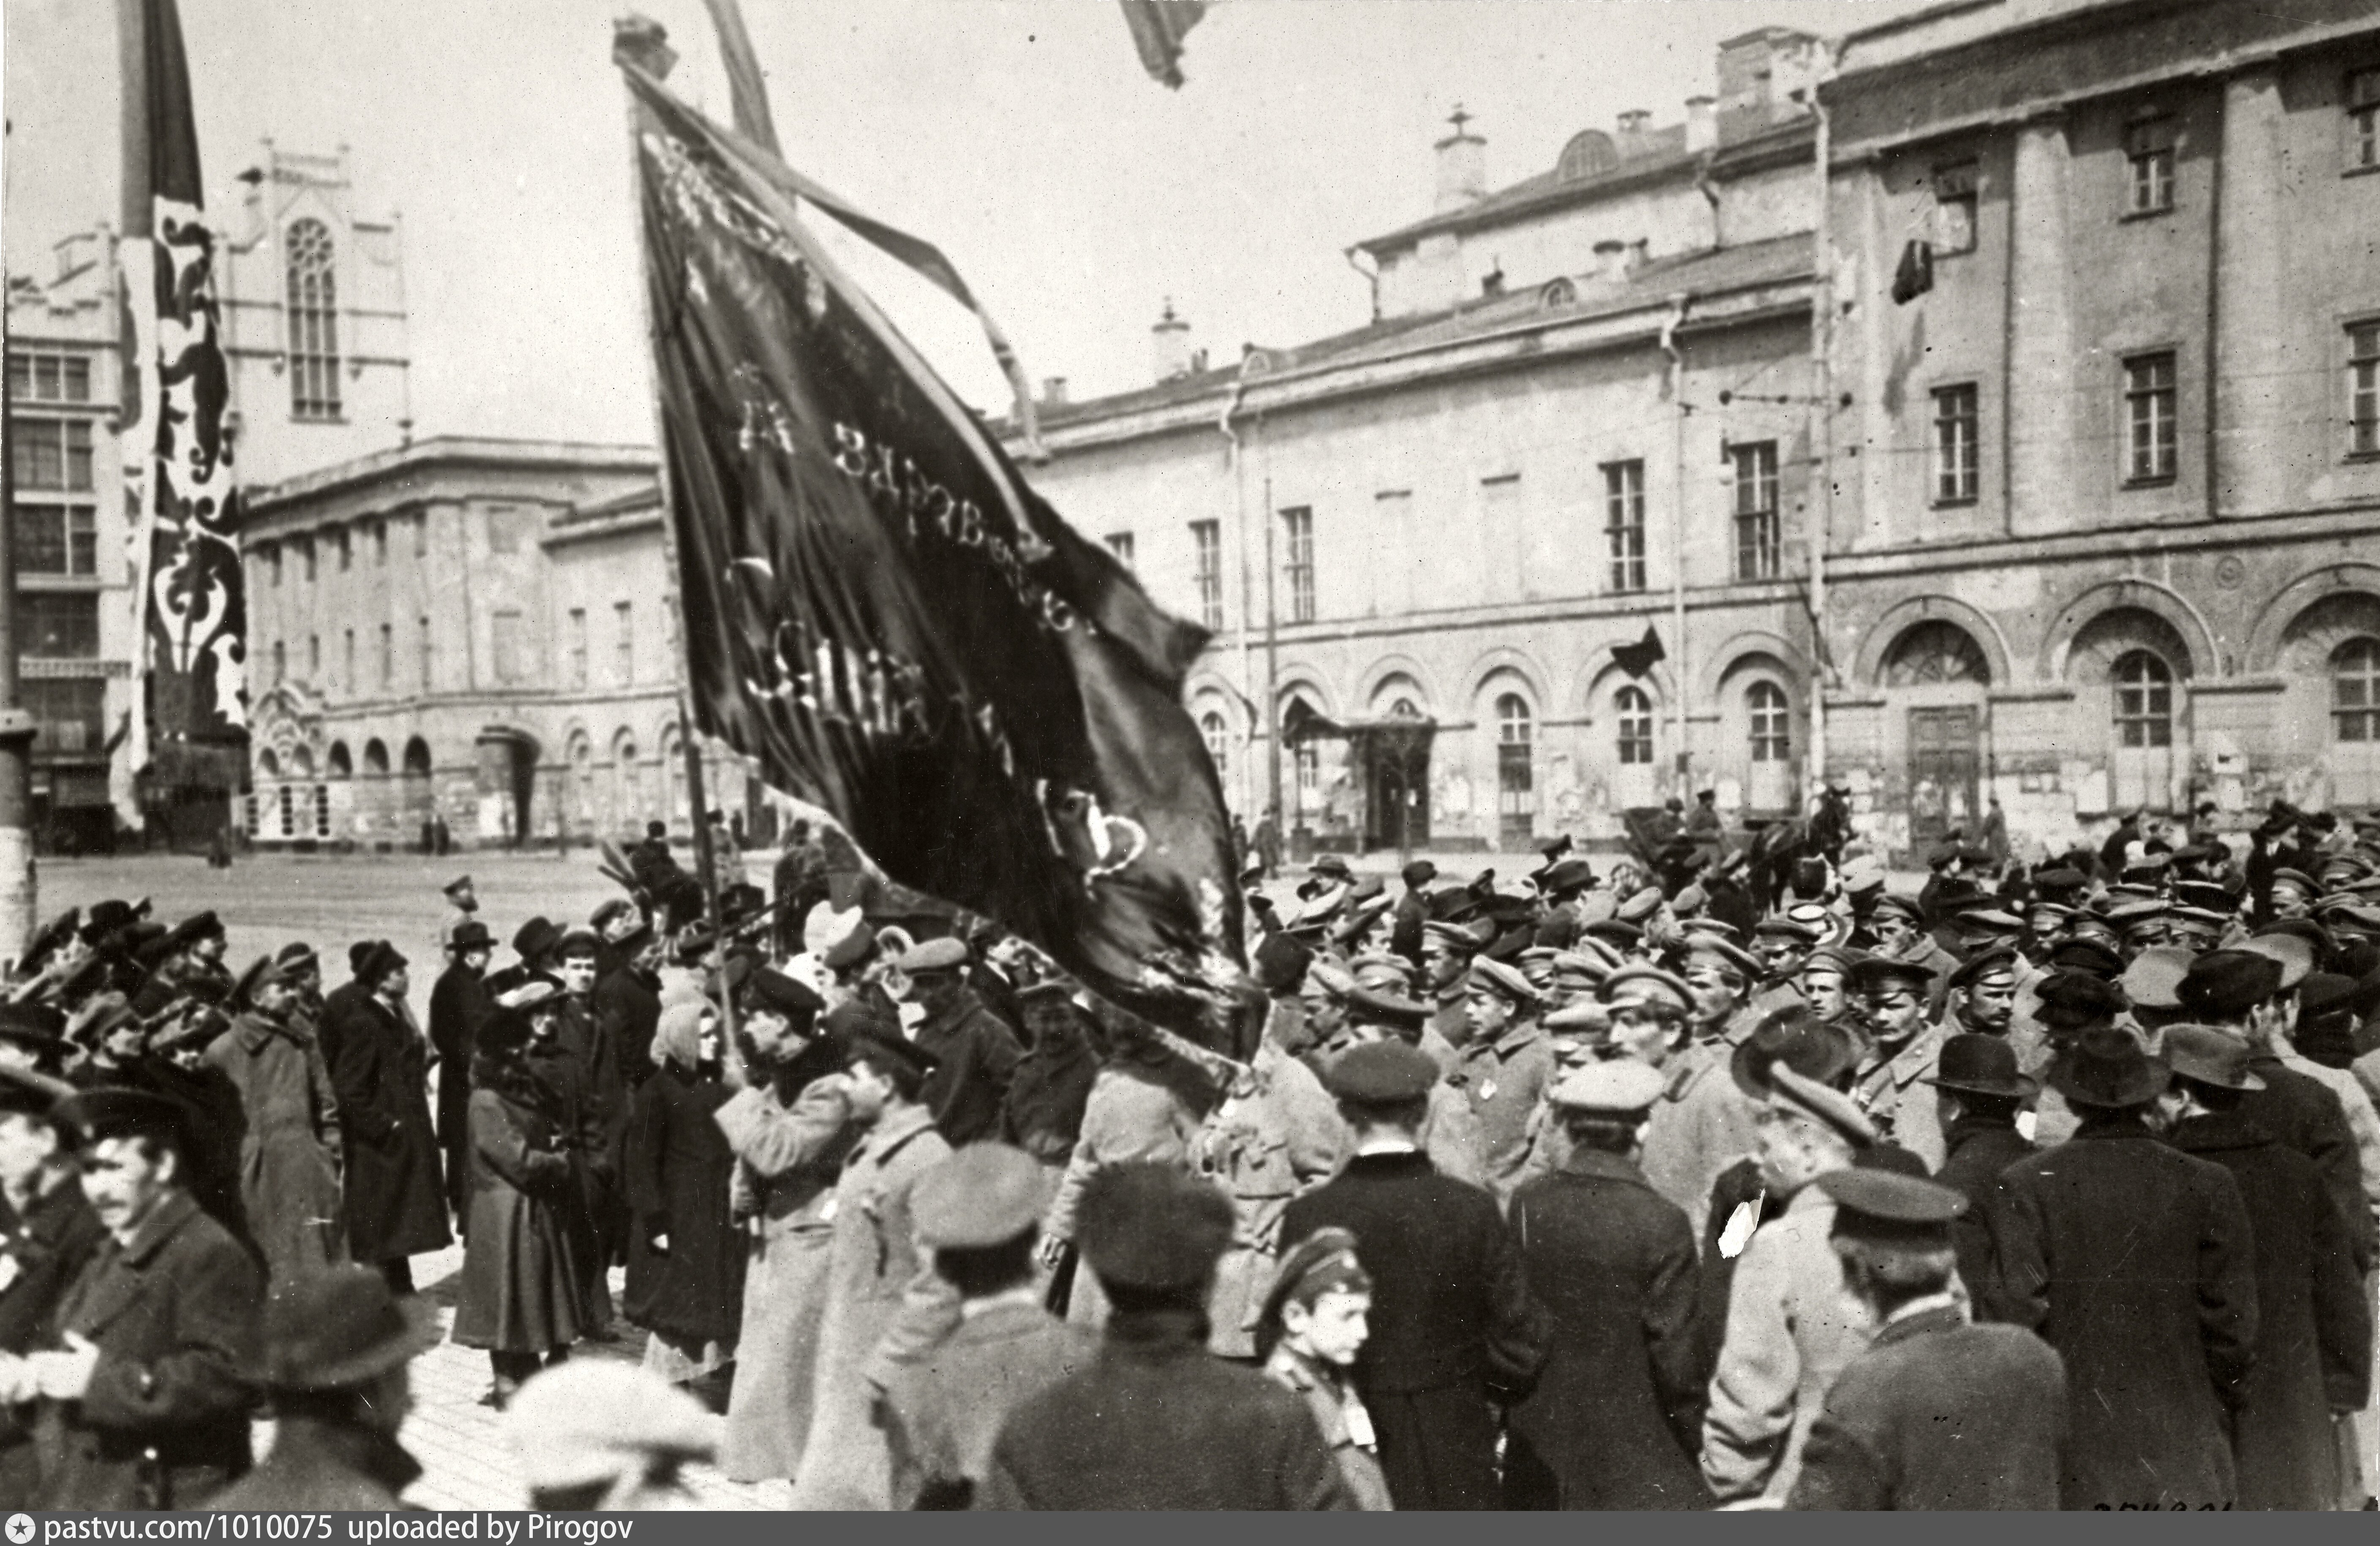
[[1, 793, 2377, 1510]]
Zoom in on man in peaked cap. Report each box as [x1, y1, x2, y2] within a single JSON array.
[[1943, 946, 2022, 1041], [1682, 934, 1765, 1051], [895, 937, 1025, 1149], [1453, 957, 1554, 1196], [1601, 965, 1728, 1233], [1701, 1065, 1879, 1505], [1986, 1026, 2257, 1508], [1282, 1043, 1548, 1510], [31, 1088, 264, 1508], [1848, 954, 1949, 1170], [437, 874, 479, 957], [1922, 1034, 2038, 1294], [985, 1163, 1353, 1510], [201, 955, 344, 1284], [1786, 1171, 2066, 1511], [1390, 859, 1437, 966], [1504, 1059, 1709, 1511], [1862, 894, 1956, 1017], [880, 1143, 1095, 1509], [2267, 866, 2320, 923]]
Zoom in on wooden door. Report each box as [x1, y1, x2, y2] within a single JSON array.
[[1907, 706, 1980, 850]]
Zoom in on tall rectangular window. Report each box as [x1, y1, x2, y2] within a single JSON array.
[[1730, 441, 1781, 581], [308, 634, 321, 678], [1189, 519, 1223, 629], [418, 617, 433, 689], [6, 351, 91, 403], [342, 629, 355, 693], [372, 518, 389, 566], [335, 528, 352, 571], [17, 593, 98, 657], [1280, 506, 1315, 623], [492, 610, 524, 684], [285, 219, 343, 419], [2124, 352, 2179, 482], [1104, 532, 1135, 566], [2350, 321, 2380, 457], [2350, 68, 2380, 171], [264, 544, 283, 588], [615, 602, 635, 683], [2125, 118, 2176, 215], [8, 419, 93, 491], [23, 678, 103, 754], [568, 608, 589, 689], [379, 623, 393, 689], [1933, 161, 1978, 255], [298, 536, 316, 582], [1932, 384, 1980, 503], [1603, 460, 1646, 592], [12, 504, 96, 575], [413, 513, 430, 558]]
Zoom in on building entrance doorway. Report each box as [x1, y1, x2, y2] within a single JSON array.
[[1907, 705, 1980, 851]]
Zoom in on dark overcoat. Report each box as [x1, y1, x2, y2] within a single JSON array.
[[1984, 1112, 2259, 1510], [621, 1062, 744, 1345], [880, 1300, 1096, 1508], [450, 1077, 587, 1354], [35, 1191, 262, 1509], [1279, 1150, 1549, 1510], [977, 1307, 1354, 1511], [203, 1416, 422, 1511], [1505, 1151, 1710, 1510], [427, 962, 490, 1214], [594, 966, 662, 1096], [1786, 1306, 2067, 1511], [2169, 1113, 2374, 1511], [2241, 1051, 2377, 1274], [914, 989, 1024, 1148], [202, 1012, 345, 1281], [318, 991, 451, 1261], [0, 1176, 106, 1507], [1932, 1116, 2034, 1309]]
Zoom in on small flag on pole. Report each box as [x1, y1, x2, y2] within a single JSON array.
[[1120, 0, 1209, 89], [621, 59, 1249, 1050], [1612, 625, 1666, 680]]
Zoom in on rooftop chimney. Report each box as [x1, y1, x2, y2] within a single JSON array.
[[1617, 109, 1652, 139], [1434, 105, 1488, 214], [1042, 376, 1069, 408], [1151, 299, 1194, 383], [1685, 95, 1717, 153], [1593, 239, 1629, 284]]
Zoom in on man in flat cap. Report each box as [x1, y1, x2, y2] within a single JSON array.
[[203, 954, 345, 1282], [789, 1018, 954, 1510], [0, 1069, 104, 1508], [895, 937, 1024, 1148], [2151, 1026, 2372, 1510], [318, 942, 450, 1293], [507, 1361, 719, 1511], [1683, 935, 1765, 1051], [204, 1264, 439, 1510], [1505, 1061, 1709, 1510], [1701, 1066, 1880, 1505], [984, 1162, 1353, 1509], [1281, 1042, 1547, 1509], [1786, 1171, 2066, 1511], [32, 1089, 263, 1508], [880, 1143, 1094, 1509], [1606, 966, 1742, 1239], [1922, 1034, 2036, 1294], [1452, 957, 1554, 1197], [1848, 954, 1948, 1170], [1985, 1026, 2257, 1509], [1864, 895, 1956, 1010]]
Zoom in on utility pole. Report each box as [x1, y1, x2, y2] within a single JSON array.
[[1262, 466, 1281, 836], [1805, 43, 1840, 815], [0, 241, 37, 967]]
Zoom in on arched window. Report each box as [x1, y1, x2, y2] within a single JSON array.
[[2334, 637, 2380, 743], [613, 734, 642, 830], [1615, 686, 1655, 765], [1495, 694, 1535, 846], [401, 736, 433, 777], [326, 742, 352, 778], [1748, 681, 1791, 762], [286, 219, 342, 419], [1883, 620, 1991, 687], [2113, 651, 2174, 747], [1199, 712, 1230, 781], [256, 749, 281, 779], [569, 733, 596, 822], [362, 739, 390, 776]]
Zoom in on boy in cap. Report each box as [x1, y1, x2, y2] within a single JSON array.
[[1257, 1228, 1390, 1511], [2151, 1026, 2372, 1511], [0, 1068, 104, 1508], [1505, 1061, 1709, 1510], [984, 1163, 1353, 1510], [1786, 1171, 2066, 1511], [1701, 1066, 1881, 1505], [204, 1265, 439, 1510], [880, 1143, 1095, 1509], [895, 937, 1024, 1148], [1848, 954, 1949, 1170], [1986, 1026, 2257, 1509], [1453, 957, 1554, 1196], [1279, 1043, 1547, 1509], [31, 1089, 264, 1508]]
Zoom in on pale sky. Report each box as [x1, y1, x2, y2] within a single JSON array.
[[4, 0, 1935, 445]]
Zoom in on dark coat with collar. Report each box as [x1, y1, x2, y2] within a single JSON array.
[[2168, 1112, 2373, 1511], [1982, 1111, 2259, 1510], [1280, 1150, 1549, 1510], [0, 1175, 106, 1507], [621, 1062, 744, 1345], [34, 1191, 262, 1509], [427, 961, 491, 1214], [881, 1298, 1096, 1509], [202, 1011, 345, 1281], [1786, 1305, 2066, 1511], [203, 1415, 423, 1511], [1933, 1116, 2034, 1305], [1505, 1151, 1710, 1510], [318, 989, 451, 1263], [978, 1307, 1353, 1511], [2239, 1051, 2376, 1274], [914, 988, 1024, 1148]]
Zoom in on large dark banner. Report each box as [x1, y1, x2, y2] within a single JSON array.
[[625, 68, 1248, 1048]]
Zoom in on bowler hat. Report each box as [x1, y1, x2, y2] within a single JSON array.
[[2159, 1024, 2265, 1093], [259, 1265, 441, 1392], [2047, 1025, 2169, 1109], [512, 917, 563, 962], [448, 920, 495, 952], [1922, 1033, 2037, 1100], [912, 1143, 1047, 1250], [355, 941, 408, 985], [1075, 1162, 1233, 1293]]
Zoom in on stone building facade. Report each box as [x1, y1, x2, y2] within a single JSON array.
[[1005, 0, 2380, 861]]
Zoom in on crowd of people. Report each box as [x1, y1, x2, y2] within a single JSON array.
[[0, 797, 2376, 1511]]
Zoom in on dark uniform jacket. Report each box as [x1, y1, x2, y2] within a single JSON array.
[[1506, 1151, 1709, 1510], [1280, 1149, 1548, 1510], [978, 1306, 1352, 1511], [204, 1416, 423, 1511], [1984, 1112, 2258, 1510], [1932, 1116, 2034, 1308], [35, 1192, 262, 1509], [1787, 1304, 2067, 1511], [318, 991, 451, 1263], [913, 989, 1024, 1148], [881, 1297, 1095, 1508], [2169, 1113, 2374, 1511], [0, 1174, 106, 1507], [427, 962, 491, 1214]]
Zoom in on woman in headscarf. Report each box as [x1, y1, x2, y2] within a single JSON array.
[[623, 998, 744, 1411], [451, 983, 588, 1407]]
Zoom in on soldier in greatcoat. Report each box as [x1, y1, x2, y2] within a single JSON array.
[[204, 955, 345, 1282]]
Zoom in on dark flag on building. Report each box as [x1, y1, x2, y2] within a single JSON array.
[[120, 0, 249, 780], [1120, 0, 1210, 89], [1891, 238, 1935, 305], [1612, 625, 1666, 680], [621, 59, 1249, 1049]]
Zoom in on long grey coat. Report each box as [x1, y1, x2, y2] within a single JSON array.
[[203, 1012, 346, 1282]]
